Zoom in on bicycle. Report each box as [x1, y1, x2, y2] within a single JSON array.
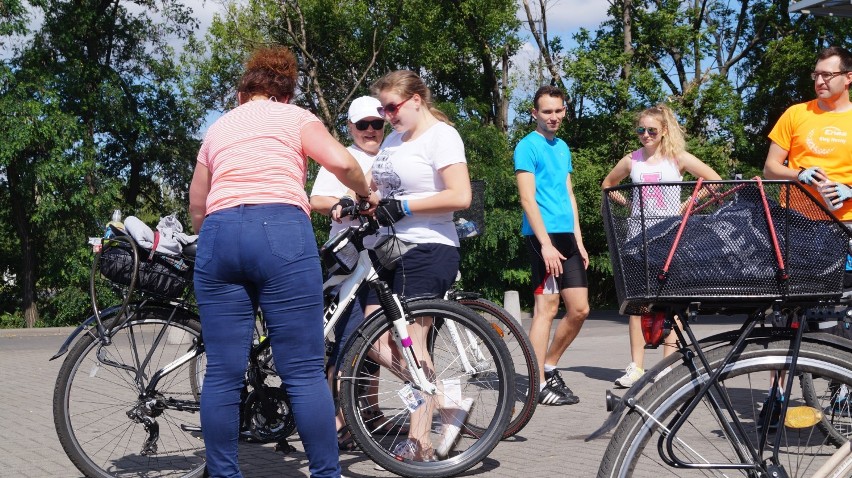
[[444, 290, 539, 439], [592, 179, 852, 478], [52, 211, 517, 478]]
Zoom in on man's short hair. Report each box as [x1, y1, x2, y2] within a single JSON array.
[[818, 46, 852, 72], [533, 85, 565, 110]]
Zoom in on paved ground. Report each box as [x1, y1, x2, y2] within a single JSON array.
[[0, 311, 738, 477]]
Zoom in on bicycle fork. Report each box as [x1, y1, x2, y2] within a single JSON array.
[[371, 281, 437, 395]]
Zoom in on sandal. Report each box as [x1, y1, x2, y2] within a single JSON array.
[[337, 425, 358, 452], [361, 409, 409, 435]]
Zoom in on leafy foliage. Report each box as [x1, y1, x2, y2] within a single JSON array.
[[6, 1, 852, 326]]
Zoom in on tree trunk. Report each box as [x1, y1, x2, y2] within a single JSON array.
[[623, 0, 633, 80], [521, 0, 562, 87], [7, 157, 39, 328]]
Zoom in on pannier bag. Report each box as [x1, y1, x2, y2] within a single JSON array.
[[99, 237, 193, 299]]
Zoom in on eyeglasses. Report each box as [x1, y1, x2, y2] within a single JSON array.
[[377, 96, 412, 116], [811, 71, 849, 81], [636, 127, 659, 136], [354, 119, 385, 131]]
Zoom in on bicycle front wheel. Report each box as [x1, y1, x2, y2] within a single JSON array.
[[53, 305, 206, 478], [338, 299, 514, 478], [599, 339, 852, 478], [455, 297, 539, 439]]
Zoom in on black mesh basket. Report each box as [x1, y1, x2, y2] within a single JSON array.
[[602, 180, 852, 315], [99, 236, 194, 299], [454, 179, 485, 239]]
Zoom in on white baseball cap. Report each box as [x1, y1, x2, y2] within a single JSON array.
[[348, 96, 383, 123]]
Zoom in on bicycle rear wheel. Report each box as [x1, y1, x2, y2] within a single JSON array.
[[598, 339, 852, 478], [53, 305, 206, 478], [338, 299, 514, 478], [455, 297, 539, 438]]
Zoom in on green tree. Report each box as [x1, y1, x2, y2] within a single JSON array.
[[0, 0, 204, 326]]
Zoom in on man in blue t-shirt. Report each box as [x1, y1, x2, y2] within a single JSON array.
[[514, 85, 589, 406]]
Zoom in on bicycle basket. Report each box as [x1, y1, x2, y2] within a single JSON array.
[[321, 227, 360, 275], [99, 237, 194, 299], [453, 179, 485, 239], [602, 180, 852, 315]]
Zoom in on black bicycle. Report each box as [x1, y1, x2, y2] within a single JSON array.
[[593, 179, 852, 478], [52, 212, 517, 478]]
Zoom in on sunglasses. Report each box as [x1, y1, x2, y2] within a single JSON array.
[[354, 119, 385, 131], [636, 127, 660, 136], [810, 71, 849, 82], [377, 96, 412, 116]]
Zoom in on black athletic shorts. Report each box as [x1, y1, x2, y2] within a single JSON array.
[[525, 233, 588, 294]]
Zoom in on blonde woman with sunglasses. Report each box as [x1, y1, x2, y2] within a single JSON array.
[[601, 103, 721, 388]]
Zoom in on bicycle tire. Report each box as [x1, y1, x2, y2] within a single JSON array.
[[338, 299, 514, 478], [598, 339, 852, 478], [53, 305, 206, 478], [800, 372, 852, 447], [454, 297, 539, 439]]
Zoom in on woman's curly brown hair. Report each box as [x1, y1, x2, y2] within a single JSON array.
[[238, 46, 299, 102]]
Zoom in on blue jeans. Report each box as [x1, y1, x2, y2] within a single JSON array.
[[194, 204, 340, 478]]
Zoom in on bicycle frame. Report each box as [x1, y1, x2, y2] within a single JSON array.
[[321, 230, 437, 395], [614, 300, 851, 474]]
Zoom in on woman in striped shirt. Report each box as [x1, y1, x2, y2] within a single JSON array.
[[189, 46, 376, 478]]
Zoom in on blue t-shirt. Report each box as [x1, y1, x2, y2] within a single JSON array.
[[513, 131, 574, 235]]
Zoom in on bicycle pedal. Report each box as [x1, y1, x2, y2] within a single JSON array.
[[180, 425, 202, 433], [784, 405, 823, 429]]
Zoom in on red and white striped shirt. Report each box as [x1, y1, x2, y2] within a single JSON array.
[[197, 100, 322, 215]]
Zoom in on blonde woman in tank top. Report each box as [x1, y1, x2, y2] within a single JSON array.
[[601, 104, 721, 388]]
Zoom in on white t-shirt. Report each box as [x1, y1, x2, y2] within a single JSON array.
[[310, 145, 378, 247], [372, 121, 466, 246]]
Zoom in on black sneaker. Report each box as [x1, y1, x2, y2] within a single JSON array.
[[757, 395, 784, 432], [538, 384, 578, 405], [545, 369, 580, 404]]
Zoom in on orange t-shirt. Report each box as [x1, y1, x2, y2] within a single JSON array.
[[768, 100, 852, 221]]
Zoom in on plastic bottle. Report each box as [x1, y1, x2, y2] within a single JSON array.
[[105, 209, 124, 238], [455, 218, 479, 239], [819, 182, 843, 212]]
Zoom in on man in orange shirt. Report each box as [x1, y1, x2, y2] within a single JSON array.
[[764, 45, 852, 218], [761, 45, 852, 432]]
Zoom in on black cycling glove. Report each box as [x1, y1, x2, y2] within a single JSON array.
[[331, 196, 356, 216], [375, 198, 407, 226]]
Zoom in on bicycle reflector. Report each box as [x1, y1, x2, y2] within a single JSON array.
[[641, 312, 668, 348]]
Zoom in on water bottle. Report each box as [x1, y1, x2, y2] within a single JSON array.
[[455, 218, 479, 239], [105, 209, 123, 238], [818, 182, 843, 211]]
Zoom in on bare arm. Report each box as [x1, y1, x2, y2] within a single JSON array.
[[679, 152, 722, 180], [763, 141, 798, 181], [406, 163, 472, 214], [602, 155, 632, 189], [516, 170, 566, 276], [189, 162, 211, 233], [302, 122, 374, 201], [602, 155, 632, 206], [310, 195, 342, 217]]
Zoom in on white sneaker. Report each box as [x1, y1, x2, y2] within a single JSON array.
[[435, 397, 474, 457], [614, 362, 644, 388]]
